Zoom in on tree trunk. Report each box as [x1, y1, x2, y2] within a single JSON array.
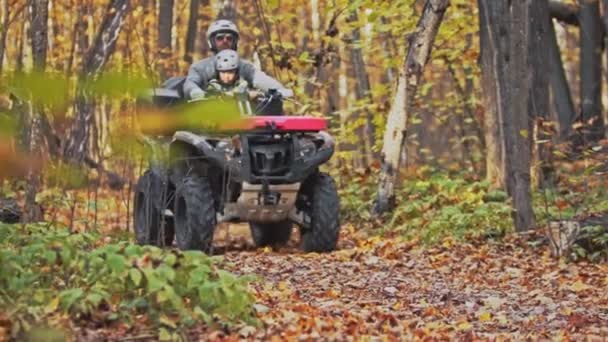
[[217, 0, 236, 22], [64, 0, 130, 163], [373, 0, 449, 215], [478, 0, 505, 188], [16, 9, 26, 72], [158, 0, 174, 80], [30, 0, 48, 71], [184, 0, 200, 63], [346, 9, 376, 167], [479, 0, 536, 231], [0, 0, 9, 73], [579, 0, 605, 143], [506, 0, 535, 231], [196, 0, 211, 58], [21, 0, 49, 222], [547, 19, 576, 138], [529, 0, 553, 189], [549, 0, 579, 26]]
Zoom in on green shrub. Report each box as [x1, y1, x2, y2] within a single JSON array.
[[0, 223, 256, 338]]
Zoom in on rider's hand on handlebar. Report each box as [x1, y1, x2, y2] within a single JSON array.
[[189, 88, 206, 101]]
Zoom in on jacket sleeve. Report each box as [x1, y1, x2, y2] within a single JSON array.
[[183, 58, 214, 98], [240, 61, 293, 97]]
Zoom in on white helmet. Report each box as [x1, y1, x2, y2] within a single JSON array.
[[215, 49, 239, 71], [206, 19, 239, 52]]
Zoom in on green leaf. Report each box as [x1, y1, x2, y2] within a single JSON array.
[[130, 268, 142, 286], [59, 288, 84, 310], [158, 328, 172, 341], [267, 0, 279, 10], [107, 253, 127, 273]]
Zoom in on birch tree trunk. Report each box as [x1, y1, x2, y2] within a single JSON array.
[[373, 0, 449, 215], [64, 0, 130, 163]]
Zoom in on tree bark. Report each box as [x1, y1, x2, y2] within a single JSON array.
[[0, 0, 22, 72], [30, 0, 48, 71], [217, 0, 236, 22], [184, 0, 200, 63], [547, 18, 576, 138], [506, 0, 535, 231], [158, 0, 174, 80], [16, 7, 26, 72], [373, 0, 449, 215], [479, 0, 536, 231], [64, 0, 130, 163], [346, 9, 376, 167], [0, 0, 7, 73], [529, 0, 554, 189], [478, 0, 505, 188], [21, 0, 49, 222], [579, 0, 605, 143], [549, 0, 579, 26]]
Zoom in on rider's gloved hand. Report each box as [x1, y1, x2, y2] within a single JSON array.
[[233, 80, 250, 97], [208, 80, 223, 92], [189, 88, 206, 100]]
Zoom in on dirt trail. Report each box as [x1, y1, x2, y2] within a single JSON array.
[[215, 224, 608, 340]]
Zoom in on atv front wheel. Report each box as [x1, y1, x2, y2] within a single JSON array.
[[133, 169, 174, 246], [300, 173, 340, 252], [174, 176, 216, 252], [250, 221, 293, 247]]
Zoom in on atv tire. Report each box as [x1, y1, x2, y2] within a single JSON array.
[[300, 173, 340, 252], [250, 221, 293, 247], [133, 169, 174, 246], [174, 176, 216, 252]]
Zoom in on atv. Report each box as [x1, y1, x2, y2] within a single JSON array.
[[133, 80, 340, 253]]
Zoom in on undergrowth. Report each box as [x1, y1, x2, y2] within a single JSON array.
[[0, 223, 256, 339]]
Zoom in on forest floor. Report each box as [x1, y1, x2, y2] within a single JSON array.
[[186, 224, 607, 340]]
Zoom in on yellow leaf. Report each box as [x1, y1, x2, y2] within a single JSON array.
[[570, 280, 588, 292], [45, 297, 60, 313], [478, 312, 492, 322], [263, 246, 272, 253], [520, 129, 529, 138], [457, 321, 472, 330], [277, 281, 289, 291], [159, 315, 177, 329]]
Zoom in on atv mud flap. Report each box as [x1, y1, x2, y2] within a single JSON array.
[[219, 182, 300, 223]]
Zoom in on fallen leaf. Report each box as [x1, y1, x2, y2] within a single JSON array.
[[570, 280, 588, 292]]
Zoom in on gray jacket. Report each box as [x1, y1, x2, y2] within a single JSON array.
[[183, 56, 292, 99]]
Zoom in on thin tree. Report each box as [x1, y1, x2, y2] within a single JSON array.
[[578, 0, 604, 143], [346, 8, 376, 167], [184, 0, 200, 63], [64, 0, 130, 163], [158, 0, 174, 79], [217, 0, 236, 21], [373, 0, 450, 215], [20, 0, 49, 222]]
